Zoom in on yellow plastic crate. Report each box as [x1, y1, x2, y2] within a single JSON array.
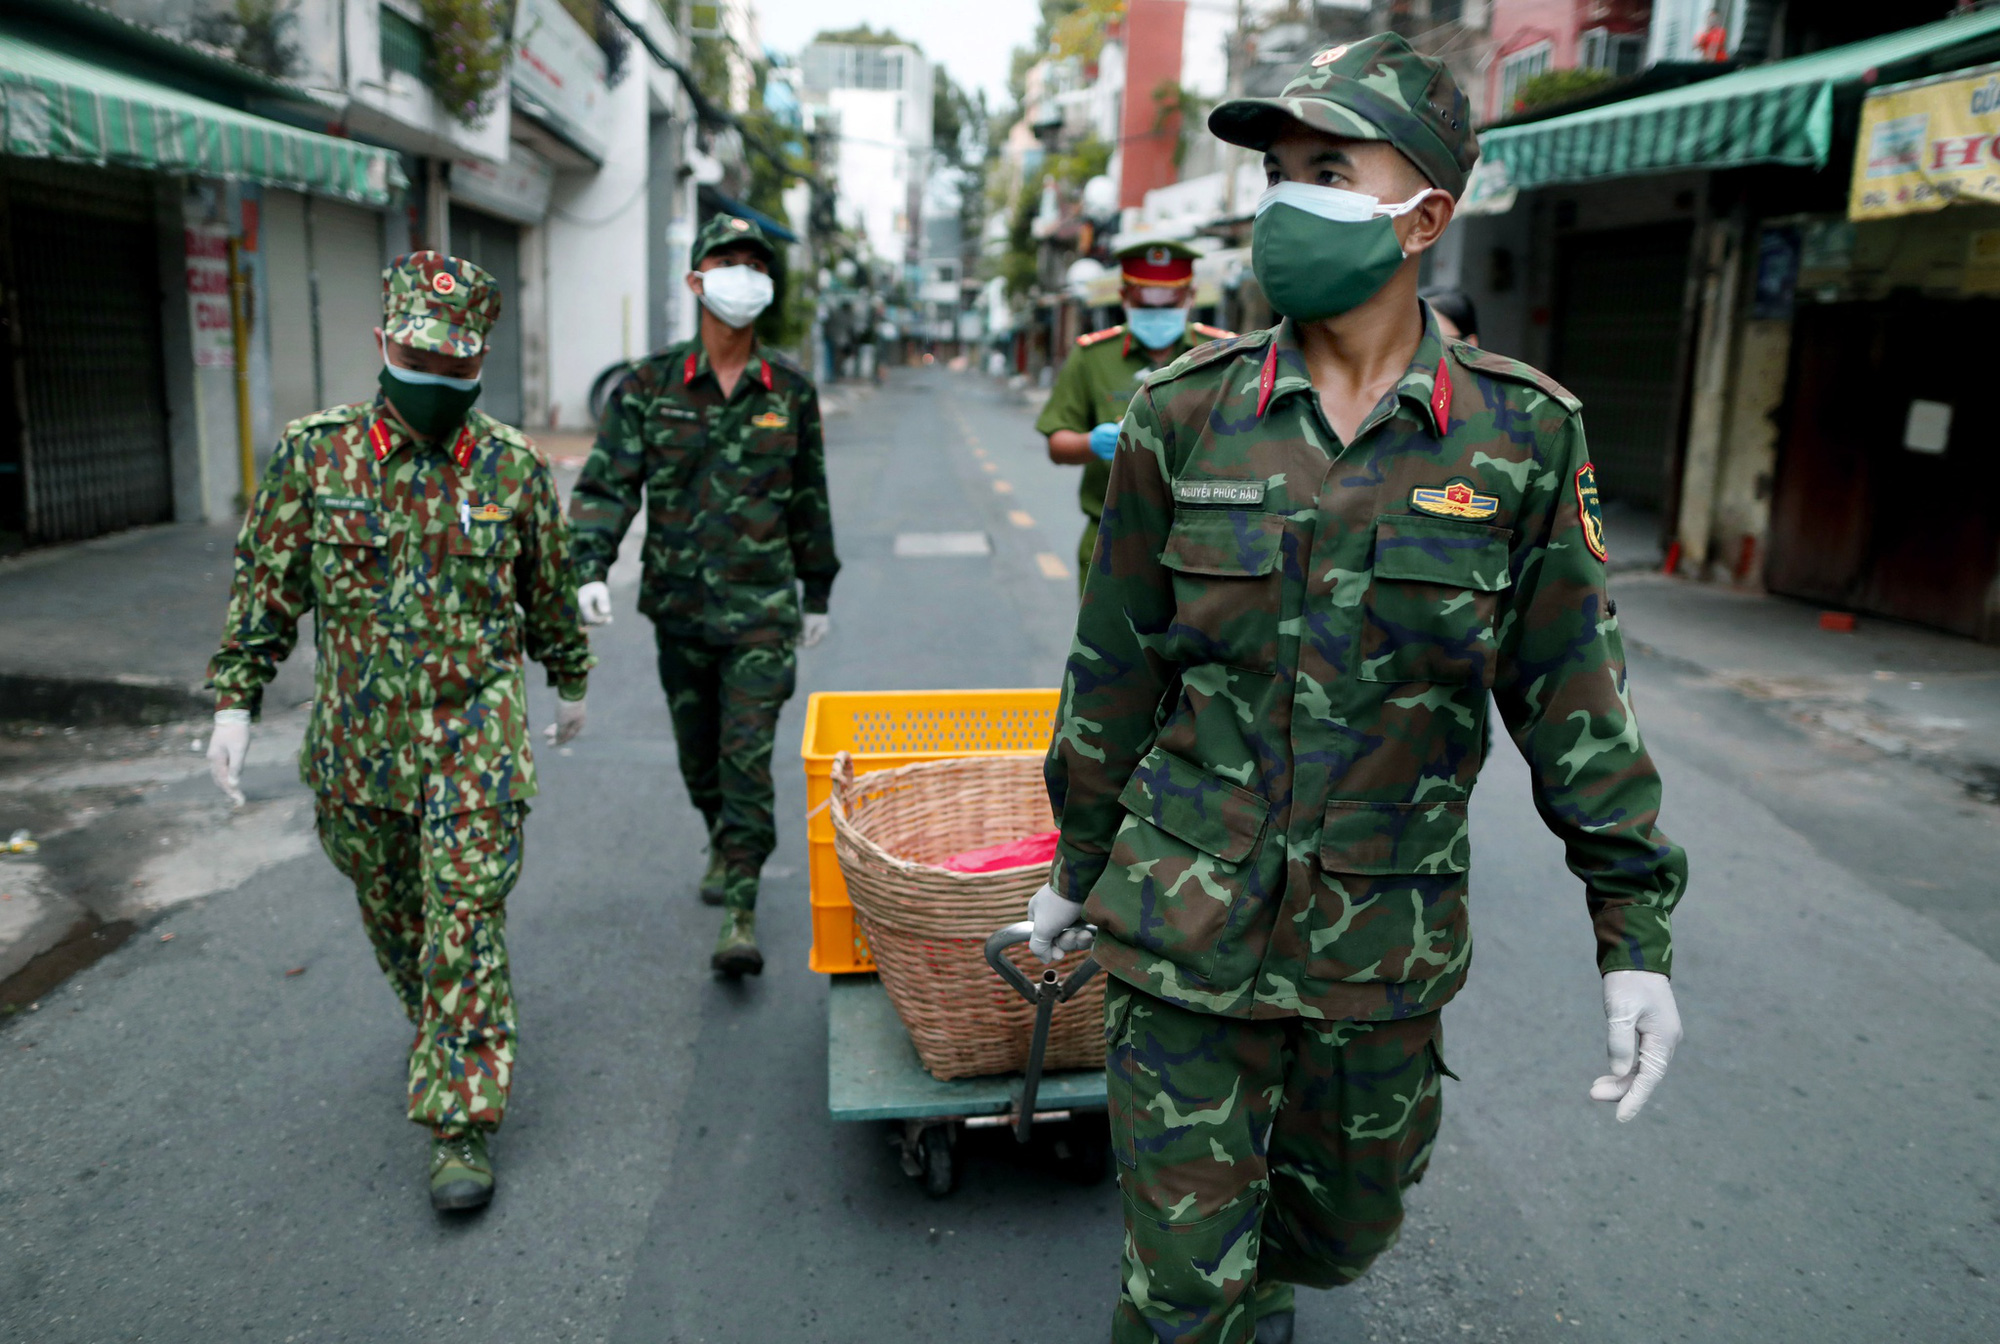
[[800, 688, 1060, 973]]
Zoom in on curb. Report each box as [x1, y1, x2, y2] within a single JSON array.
[[0, 671, 212, 726]]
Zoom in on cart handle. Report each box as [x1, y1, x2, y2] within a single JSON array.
[[983, 922, 1100, 1004], [983, 922, 1102, 1145]]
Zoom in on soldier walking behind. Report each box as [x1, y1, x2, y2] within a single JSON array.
[[1036, 238, 1232, 590], [205, 253, 594, 1212], [1028, 36, 1688, 1344], [569, 214, 839, 977]]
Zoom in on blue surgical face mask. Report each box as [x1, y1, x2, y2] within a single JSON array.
[[1126, 305, 1189, 351]]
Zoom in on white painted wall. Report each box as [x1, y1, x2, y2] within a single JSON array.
[[543, 55, 653, 428]]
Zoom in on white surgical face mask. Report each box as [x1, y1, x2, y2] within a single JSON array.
[[1254, 180, 1437, 225], [697, 264, 775, 329]]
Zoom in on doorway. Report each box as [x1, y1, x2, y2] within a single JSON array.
[[452, 206, 524, 427], [1550, 222, 1693, 511]]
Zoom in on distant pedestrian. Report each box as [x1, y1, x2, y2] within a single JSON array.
[[1419, 285, 1479, 346], [206, 252, 595, 1213], [569, 214, 840, 977]]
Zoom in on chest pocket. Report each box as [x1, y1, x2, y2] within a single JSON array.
[[1359, 515, 1512, 686], [444, 523, 522, 614], [309, 506, 388, 609], [1160, 506, 1284, 674]]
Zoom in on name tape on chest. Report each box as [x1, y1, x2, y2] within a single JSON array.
[[1173, 478, 1266, 507], [1410, 478, 1499, 521], [318, 495, 371, 511]]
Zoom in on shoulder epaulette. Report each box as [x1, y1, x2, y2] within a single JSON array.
[[470, 412, 547, 463], [1452, 345, 1582, 414], [761, 346, 811, 382], [1190, 322, 1236, 340], [1076, 324, 1125, 347], [1144, 326, 1275, 390], [286, 403, 366, 437]]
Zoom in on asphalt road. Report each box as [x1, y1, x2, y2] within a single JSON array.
[[1, 367, 1995, 1344]]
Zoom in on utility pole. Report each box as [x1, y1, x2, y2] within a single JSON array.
[[1222, 0, 1249, 216]]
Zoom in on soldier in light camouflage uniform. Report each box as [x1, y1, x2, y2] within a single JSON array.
[[206, 252, 593, 1213], [1027, 35, 1690, 1344], [569, 213, 839, 976]]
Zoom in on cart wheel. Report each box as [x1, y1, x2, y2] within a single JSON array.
[[917, 1124, 957, 1198]]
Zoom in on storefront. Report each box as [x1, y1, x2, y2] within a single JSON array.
[[0, 18, 403, 548]]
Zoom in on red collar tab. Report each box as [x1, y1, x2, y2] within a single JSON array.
[[368, 418, 393, 463], [683, 349, 699, 386], [1255, 342, 1279, 418], [1430, 359, 1453, 435], [453, 423, 476, 469], [759, 358, 774, 392], [1121, 329, 1132, 359]]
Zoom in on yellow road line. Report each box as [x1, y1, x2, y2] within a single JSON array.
[[981, 460, 998, 474], [993, 480, 1014, 494], [1007, 509, 1035, 528], [1035, 552, 1071, 580]]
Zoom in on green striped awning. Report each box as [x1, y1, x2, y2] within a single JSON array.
[[1473, 8, 2000, 200], [0, 27, 406, 205]]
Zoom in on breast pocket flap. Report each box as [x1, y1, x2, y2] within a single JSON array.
[[1372, 516, 1513, 591], [1319, 800, 1469, 875], [1117, 746, 1269, 864], [310, 507, 385, 548], [1160, 509, 1282, 578]]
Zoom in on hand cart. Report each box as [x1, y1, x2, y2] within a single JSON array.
[[825, 923, 1106, 1197]]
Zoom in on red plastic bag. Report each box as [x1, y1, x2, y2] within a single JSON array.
[[938, 829, 1060, 874]]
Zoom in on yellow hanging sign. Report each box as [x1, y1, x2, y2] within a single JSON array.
[[1852, 61, 2000, 220]]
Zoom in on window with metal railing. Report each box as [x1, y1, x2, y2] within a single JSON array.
[[379, 5, 432, 83]]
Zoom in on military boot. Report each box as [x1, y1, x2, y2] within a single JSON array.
[[711, 909, 764, 977], [1251, 1280, 1295, 1344], [697, 845, 726, 906], [429, 1130, 494, 1212]]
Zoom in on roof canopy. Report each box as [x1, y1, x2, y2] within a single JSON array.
[[1472, 9, 2000, 200], [0, 26, 405, 205]]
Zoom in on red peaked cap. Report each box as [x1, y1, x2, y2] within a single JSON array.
[[1120, 243, 1196, 286]]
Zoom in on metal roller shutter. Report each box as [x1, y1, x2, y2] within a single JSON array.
[[3, 161, 172, 544]]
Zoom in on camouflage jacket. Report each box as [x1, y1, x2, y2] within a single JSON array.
[[568, 338, 840, 644], [1046, 309, 1687, 1021], [208, 402, 595, 817]]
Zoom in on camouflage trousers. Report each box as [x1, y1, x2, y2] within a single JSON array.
[[314, 799, 524, 1135], [654, 627, 797, 910], [1105, 977, 1447, 1344]]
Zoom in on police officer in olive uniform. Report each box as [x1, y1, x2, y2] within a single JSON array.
[[1036, 239, 1232, 589]]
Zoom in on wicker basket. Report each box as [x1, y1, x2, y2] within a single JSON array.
[[829, 751, 1105, 1081]]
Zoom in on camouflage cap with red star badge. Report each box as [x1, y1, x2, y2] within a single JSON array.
[[1207, 31, 1479, 197], [381, 251, 502, 358], [691, 212, 777, 268]]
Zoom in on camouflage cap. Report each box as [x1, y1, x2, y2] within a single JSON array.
[[692, 212, 777, 268], [382, 252, 501, 358], [1207, 31, 1478, 198]]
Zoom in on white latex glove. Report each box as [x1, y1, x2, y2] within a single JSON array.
[[577, 581, 613, 626], [1591, 969, 1682, 1122], [544, 695, 587, 746], [207, 709, 250, 807], [800, 612, 831, 649], [1027, 882, 1093, 964]]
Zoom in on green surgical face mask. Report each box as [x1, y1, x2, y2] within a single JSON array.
[[1251, 182, 1436, 323], [378, 335, 483, 440]]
